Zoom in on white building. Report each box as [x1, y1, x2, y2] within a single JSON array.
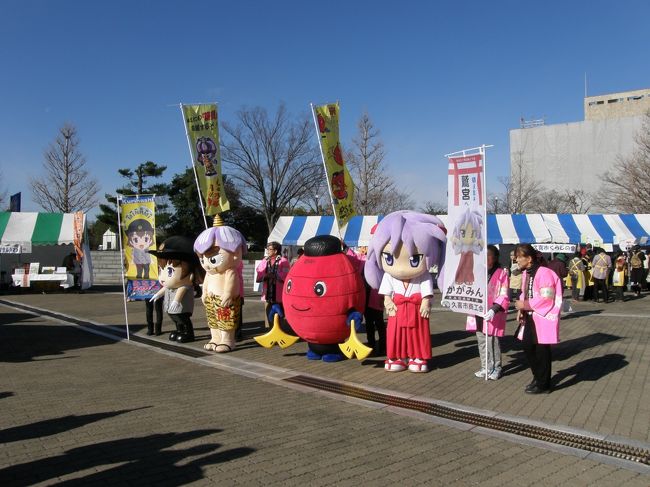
[[510, 88, 649, 210]]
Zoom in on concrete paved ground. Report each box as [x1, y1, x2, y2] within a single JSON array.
[[1, 305, 648, 486], [3, 288, 649, 446]]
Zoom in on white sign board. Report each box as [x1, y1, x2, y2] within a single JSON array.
[[532, 243, 576, 253], [0, 243, 22, 254]]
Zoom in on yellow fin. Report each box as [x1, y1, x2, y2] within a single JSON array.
[[253, 314, 299, 349], [338, 320, 373, 361]]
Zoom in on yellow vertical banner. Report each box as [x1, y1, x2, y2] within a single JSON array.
[[181, 104, 230, 215], [312, 102, 356, 226], [119, 195, 159, 300]]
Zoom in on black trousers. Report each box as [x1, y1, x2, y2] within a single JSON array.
[[522, 315, 552, 389], [614, 286, 625, 301], [593, 278, 609, 302], [170, 312, 193, 333], [364, 307, 386, 350], [145, 298, 163, 326]]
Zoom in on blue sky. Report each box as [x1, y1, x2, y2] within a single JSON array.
[[1, 0, 650, 218]]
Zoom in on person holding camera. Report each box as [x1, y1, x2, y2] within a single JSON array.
[[256, 241, 290, 327]]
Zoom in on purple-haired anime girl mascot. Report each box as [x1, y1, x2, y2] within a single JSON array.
[[194, 218, 247, 353], [365, 211, 446, 373], [451, 208, 484, 285]]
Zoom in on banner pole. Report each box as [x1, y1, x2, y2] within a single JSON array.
[[481, 145, 489, 380], [180, 103, 209, 230], [310, 103, 342, 239], [116, 195, 130, 341]]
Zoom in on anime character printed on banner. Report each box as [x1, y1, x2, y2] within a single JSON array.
[[365, 211, 447, 373], [181, 104, 230, 215], [119, 195, 159, 300], [126, 219, 154, 279], [196, 136, 218, 177], [441, 151, 488, 317], [451, 208, 484, 285]]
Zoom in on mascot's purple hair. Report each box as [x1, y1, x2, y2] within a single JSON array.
[[364, 211, 447, 290], [193, 225, 247, 255]]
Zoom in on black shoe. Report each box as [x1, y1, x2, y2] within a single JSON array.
[[146, 324, 154, 336], [154, 323, 162, 336], [177, 332, 194, 343], [525, 384, 551, 394], [525, 381, 537, 392], [169, 331, 178, 341]]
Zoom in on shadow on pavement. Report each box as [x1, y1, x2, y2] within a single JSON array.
[[0, 318, 116, 363], [0, 408, 149, 444], [553, 332, 624, 361], [0, 391, 14, 400], [499, 332, 624, 378], [562, 309, 604, 320], [553, 353, 628, 391], [0, 312, 39, 325], [431, 330, 471, 348], [0, 429, 254, 487]]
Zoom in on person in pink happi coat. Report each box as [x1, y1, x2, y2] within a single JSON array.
[[256, 241, 290, 327], [514, 244, 563, 394], [466, 245, 509, 380]]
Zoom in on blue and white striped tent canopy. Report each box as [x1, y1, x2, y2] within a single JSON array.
[[268, 214, 650, 247], [541, 214, 650, 245]]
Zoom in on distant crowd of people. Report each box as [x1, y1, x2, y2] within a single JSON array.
[[507, 244, 649, 304]]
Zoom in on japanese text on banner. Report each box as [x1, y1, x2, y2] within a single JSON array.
[[119, 195, 159, 300], [182, 104, 230, 215], [441, 153, 488, 316]]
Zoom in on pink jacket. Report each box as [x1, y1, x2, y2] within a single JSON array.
[[466, 267, 510, 336], [256, 256, 290, 303], [519, 266, 562, 344]]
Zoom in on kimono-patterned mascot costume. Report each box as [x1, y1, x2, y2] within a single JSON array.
[[149, 236, 204, 343], [365, 211, 446, 373], [451, 207, 484, 285], [283, 235, 365, 362], [194, 216, 246, 353]]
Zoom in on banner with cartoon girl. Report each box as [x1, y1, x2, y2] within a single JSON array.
[[440, 149, 488, 316], [181, 103, 230, 216], [118, 194, 159, 300], [311, 102, 356, 227]]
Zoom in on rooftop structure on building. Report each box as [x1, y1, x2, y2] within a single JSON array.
[[584, 88, 650, 121], [509, 87, 648, 211]]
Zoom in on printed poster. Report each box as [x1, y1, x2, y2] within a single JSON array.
[[119, 194, 159, 300], [181, 103, 230, 215], [441, 153, 488, 316], [312, 102, 356, 226]]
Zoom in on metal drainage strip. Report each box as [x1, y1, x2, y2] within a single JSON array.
[[284, 375, 650, 466]]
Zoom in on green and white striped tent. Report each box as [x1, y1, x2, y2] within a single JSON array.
[[0, 212, 84, 253]]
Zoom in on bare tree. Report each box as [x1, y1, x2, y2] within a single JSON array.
[[498, 151, 544, 213], [30, 124, 99, 212], [347, 112, 414, 214], [299, 178, 331, 215], [599, 111, 650, 213], [221, 104, 323, 232], [421, 200, 446, 215], [560, 189, 592, 213]]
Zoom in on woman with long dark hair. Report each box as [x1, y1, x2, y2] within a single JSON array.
[[514, 244, 563, 394]]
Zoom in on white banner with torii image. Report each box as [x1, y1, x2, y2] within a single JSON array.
[[441, 147, 489, 317]]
